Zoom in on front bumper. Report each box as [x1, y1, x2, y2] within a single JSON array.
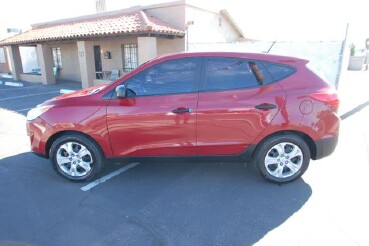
[[313, 135, 339, 160], [26, 117, 50, 158]]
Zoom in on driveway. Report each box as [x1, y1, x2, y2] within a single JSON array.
[[0, 73, 368, 245]]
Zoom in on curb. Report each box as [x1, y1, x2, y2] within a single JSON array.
[[1, 81, 24, 87], [0, 74, 13, 79], [60, 89, 76, 94]]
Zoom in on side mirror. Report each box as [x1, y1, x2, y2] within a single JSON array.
[[115, 85, 127, 98]]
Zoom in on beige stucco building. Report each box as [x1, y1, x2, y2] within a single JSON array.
[[0, 1, 244, 88]]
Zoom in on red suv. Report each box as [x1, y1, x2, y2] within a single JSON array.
[[26, 52, 340, 183]]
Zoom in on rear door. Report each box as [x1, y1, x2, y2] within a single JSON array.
[[196, 57, 286, 155], [106, 57, 200, 157]]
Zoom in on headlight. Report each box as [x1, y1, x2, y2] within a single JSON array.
[[27, 105, 54, 121]]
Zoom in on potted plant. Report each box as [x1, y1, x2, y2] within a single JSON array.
[[348, 43, 365, 71]]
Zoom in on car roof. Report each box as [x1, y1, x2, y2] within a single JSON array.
[[153, 51, 309, 66]]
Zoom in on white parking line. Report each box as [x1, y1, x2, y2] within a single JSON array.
[[81, 162, 140, 191], [0, 91, 60, 101], [16, 107, 33, 112], [0, 86, 37, 92]]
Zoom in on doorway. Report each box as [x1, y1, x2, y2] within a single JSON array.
[[93, 45, 102, 79]]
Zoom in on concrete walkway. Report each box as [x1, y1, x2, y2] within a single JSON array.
[[338, 70, 369, 116], [0, 75, 82, 91]]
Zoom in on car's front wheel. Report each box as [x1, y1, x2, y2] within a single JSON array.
[[49, 133, 103, 181], [254, 133, 310, 183]]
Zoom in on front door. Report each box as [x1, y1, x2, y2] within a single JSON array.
[[196, 57, 286, 155], [93, 45, 102, 79], [107, 57, 201, 157]]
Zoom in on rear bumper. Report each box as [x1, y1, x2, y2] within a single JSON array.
[[313, 135, 338, 160]]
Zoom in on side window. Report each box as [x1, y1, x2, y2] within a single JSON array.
[[126, 58, 199, 97], [0, 47, 6, 63], [203, 58, 268, 91], [262, 61, 295, 81]]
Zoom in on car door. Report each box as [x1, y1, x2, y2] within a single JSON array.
[[106, 57, 200, 157], [196, 57, 286, 155]]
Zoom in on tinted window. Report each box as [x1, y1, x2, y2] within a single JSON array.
[[203, 58, 268, 91], [126, 58, 199, 97], [262, 62, 295, 81]]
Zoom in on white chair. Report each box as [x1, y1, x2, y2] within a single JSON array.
[[109, 69, 120, 81], [53, 66, 58, 76]]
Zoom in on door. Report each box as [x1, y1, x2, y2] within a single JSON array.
[[107, 57, 201, 157], [196, 57, 286, 155], [93, 45, 102, 79]]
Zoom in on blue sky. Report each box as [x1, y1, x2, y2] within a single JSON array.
[[0, 0, 367, 46]]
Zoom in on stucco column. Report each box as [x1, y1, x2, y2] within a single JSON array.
[[36, 44, 55, 85], [138, 37, 157, 65], [77, 41, 95, 88], [6, 46, 23, 81]]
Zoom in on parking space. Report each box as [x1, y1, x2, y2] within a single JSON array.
[[0, 74, 369, 245], [0, 81, 81, 115], [0, 150, 312, 245]]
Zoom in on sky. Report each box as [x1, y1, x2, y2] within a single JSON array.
[[1, 0, 368, 47]]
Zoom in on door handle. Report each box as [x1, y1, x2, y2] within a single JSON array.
[[172, 108, 194, 114], [255, 103, 277, 110]]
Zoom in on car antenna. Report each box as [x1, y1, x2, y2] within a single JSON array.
[[265, 40, 276, 53]]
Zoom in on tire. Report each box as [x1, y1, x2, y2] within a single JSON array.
[[254, 133, 310, 184], [49, 133, 104, 182]]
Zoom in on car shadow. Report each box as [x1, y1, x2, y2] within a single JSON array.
[[0, 152, 312, 246]]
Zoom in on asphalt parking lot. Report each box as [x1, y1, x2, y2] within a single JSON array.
[[0, 80, 81, 116], [0, 73, 368, 246]]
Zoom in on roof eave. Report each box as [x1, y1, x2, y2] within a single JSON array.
[[0, 31, 185, 46], [220, 9, 245, 39]]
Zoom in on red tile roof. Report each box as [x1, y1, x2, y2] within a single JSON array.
[[0, 10, 184, 45]]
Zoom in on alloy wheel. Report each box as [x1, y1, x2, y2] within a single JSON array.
[[264, 142, 303, 179], [56, 142, 93, 177]]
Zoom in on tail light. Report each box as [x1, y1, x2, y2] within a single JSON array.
[[309, 92, 339, 106]]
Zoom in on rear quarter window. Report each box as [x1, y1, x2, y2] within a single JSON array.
[[262, 62, 296, 81], [202, 58, 273, 91]]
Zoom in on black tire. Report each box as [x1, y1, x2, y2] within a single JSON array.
[[49, 133, 104, 182], [254, 133, 310, 183]]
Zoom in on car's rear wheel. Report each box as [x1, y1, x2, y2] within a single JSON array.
[[49, 133, 103, 182], [254, 133, 310, 183]]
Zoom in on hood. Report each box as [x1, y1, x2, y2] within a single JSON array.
[[52, 84, 108, 101], [39, 84, 109, 107]]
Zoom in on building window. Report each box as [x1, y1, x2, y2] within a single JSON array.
[[122, 44, 138, 72], [0, 47, 6, 63], [52, 47, 62, 69]]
